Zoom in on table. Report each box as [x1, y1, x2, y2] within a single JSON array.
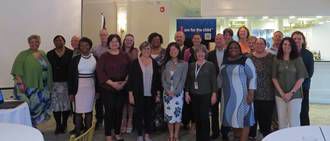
[[321, 126, 330, 140], [263, 126, 330, 141], [0, 101, 32, 126], [0, 123, 44, 141]]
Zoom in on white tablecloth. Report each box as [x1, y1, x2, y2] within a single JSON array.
[[321, 126, 330, 140], [263, 126, 330, 141], [0, 123, 44, 141], [0, 102, 32, 126]]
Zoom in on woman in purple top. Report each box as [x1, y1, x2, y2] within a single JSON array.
[[96, 34, 130, 141]]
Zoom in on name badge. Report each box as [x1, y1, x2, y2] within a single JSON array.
[[194, 81, 199, 89]]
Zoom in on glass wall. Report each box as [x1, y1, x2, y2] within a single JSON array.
[[216, 16, 330, 61]]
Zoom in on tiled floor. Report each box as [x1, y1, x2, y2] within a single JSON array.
[[39, 104, 330, 141]]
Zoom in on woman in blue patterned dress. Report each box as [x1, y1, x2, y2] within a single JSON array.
[[220, 41, 257, 141], [11, 35, 52, 126], [162, 42, 188, 141]]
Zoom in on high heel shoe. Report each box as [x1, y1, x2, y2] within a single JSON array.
[[126, 127, 132, 133], [115, 135, 124, 141], [121, 120, 127, 133], [126, 119, 133, 133]]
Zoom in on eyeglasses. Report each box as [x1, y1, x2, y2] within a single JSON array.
[[142, 47, 151, 50]]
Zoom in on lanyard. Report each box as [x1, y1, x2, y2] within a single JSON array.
[[195, 62, 205, 79]]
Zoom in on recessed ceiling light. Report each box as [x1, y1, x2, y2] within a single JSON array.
[[316, 16, 323, 19]]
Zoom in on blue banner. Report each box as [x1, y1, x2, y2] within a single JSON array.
[[176, 19, 217, 41]]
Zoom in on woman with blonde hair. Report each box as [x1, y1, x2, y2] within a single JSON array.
[[128, 41, 161, 141]]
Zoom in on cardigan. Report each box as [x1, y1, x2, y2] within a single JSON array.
[[127, 58, 161, 106], [300, 48, 314, 90], [47, 47, 73, 82], [185, 61, 217, 95], [11, 49, 53, 89], [161, 60, 188, 95]]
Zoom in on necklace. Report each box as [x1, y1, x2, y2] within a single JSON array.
[[82, 54, 91, 59], [140, 57, 151, 66], [55, 47, 65, 57], [283, 61, 289, 69]]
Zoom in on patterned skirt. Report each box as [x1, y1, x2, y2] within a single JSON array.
[[50, 82, 71, 112], [163, 91, 184, 123], [14, 86, 51, 126]]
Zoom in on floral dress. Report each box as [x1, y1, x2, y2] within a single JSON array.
[[163, 70, 184, 123], [162, 60, 188, 124]]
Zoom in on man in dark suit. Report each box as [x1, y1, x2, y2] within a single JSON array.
[[207, 33, 230, 140], [175, 31, 189, 60]]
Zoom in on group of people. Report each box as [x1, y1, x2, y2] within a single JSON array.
[[11, 25, 314, 141]]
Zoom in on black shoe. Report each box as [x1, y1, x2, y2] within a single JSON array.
[[70, 129, 81, 137], [69, 129, 76, 135], [248, 137, 257, 141], [74, 131, 82, 137], [211, 134, 219, 139], [115, 135, 124, 141], [95, 121, 102, 130], [54, 126, 61, 135], [60, 123, 67, 134], [183, 124, 189, 130], [222, 135, 229, 141]]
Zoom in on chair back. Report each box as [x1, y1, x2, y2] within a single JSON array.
[[69, 124, 95, 141]]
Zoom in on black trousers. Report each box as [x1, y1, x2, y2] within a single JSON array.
[[211, 90, 220, 136], [300, 89, 310, 126], [182, 95, 194, 127], [95, 92, 104, 124], [249, 100, 275, 137], [191, 94, 211, 141], [136, 96, 153, 136], [103, 89, 125, 136]]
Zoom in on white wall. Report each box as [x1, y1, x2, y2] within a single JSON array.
[[82, 0, 117, 45], [168, 1, 188, 43], [0, 0, 81, 87], [305, 23, 330, 60], [82, 0, 192, 48], [127, 1, 170, 46], [310, 62, 330, 104], [202, 0, 330, 16]]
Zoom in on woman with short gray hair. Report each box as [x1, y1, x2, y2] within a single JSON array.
[[185, 45, 217, 141]]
